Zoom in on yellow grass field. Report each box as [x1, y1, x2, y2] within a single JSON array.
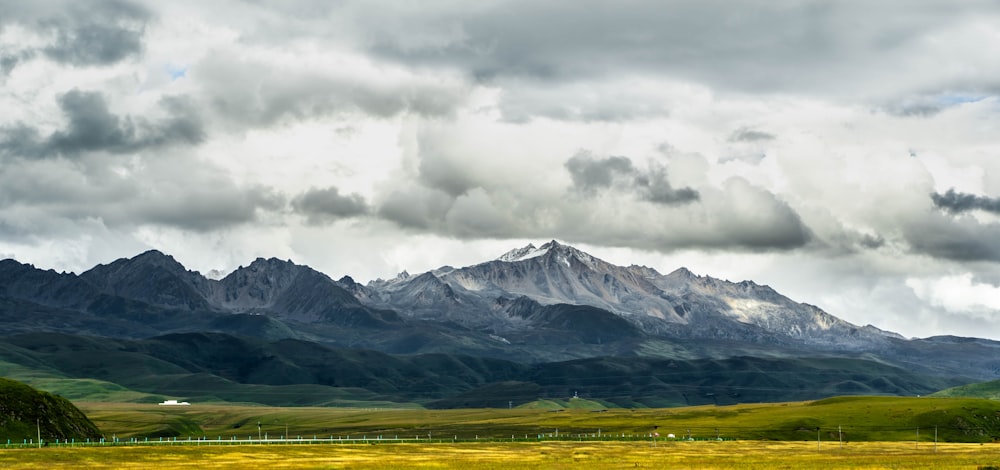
[[2, 441, 1000, 469]]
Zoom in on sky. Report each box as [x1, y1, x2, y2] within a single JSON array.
[[2, 0, 1000, 340]]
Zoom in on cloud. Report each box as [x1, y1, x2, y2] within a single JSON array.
[[193, 50, 468, 127], [492, 78, 675, 123], [374, 150, 807, 252], [0, 51, 35, 77], [292, 186, 369, 224], [140, 184, 284, 232], [931, 188, 1000, 215], [41, 1, 149, 66], [0, 90, 203, 158], [1, 0, 149, 72], [377, 185, 454, 231], [907, 273, 1000, 320], [728, 127, 776, 142], [903, 213, 1000, 262], [0, 149, 284, 235], [565, 152, 699, 205], [365, 1, 1000, 99]]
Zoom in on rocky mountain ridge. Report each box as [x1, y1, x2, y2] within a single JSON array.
[[363, 240, 891, 349], [1, 242, 999, 382]]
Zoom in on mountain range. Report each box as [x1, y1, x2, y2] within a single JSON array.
[[1, 240, 998, 407]]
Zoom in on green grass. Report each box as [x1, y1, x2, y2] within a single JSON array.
[[0, 359, 161, 403], [518, 397, 608, 410], [77, 396, 1000, 443], [0, 377, 102, 440], [933, 379, 1000, 400]]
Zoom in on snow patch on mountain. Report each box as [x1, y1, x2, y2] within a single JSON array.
[[497, 243, 549, 262]]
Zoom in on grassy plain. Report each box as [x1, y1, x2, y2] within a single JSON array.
[[2, 441, 1000, 469], [76, 396, 1000, 443]]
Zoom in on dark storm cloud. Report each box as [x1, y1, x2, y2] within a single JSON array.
[[565, 153, 699, 205], [932, 189, 1000, 215], [292, 186, 370, 224], [0, 0, 149, 71], [0, 90, 204, 158], [913, 190, 1000, 261], [905, 219, 1000, 262]]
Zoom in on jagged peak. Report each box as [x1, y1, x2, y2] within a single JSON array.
[[247, 256, 297, 267], [626, 264, 663, 278], [540, 239, 562, 249], [87, 249, 188, 275], [232, 257, 304, 276], [497, 243, 540, 262], [135, 248, 169, 258], [493, 240, 617, 274], [666, 267, 698, 279], [129, 249, 183, 267]]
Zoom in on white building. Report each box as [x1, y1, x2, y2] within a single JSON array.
[[158, 399, 191, 406]]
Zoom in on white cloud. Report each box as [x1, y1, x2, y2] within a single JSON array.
[[907, 273, 1000, 319]]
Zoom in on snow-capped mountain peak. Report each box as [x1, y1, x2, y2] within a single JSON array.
[[496, 240, 602, 268], [497, 243, 547, 262], [358, 240, 897, 349]]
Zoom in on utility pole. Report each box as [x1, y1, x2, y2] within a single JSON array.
[[257, 421, 261, 441], [838, 425, 842, 449], [37, 419, 41, 449], [934, 426, 938, 453]]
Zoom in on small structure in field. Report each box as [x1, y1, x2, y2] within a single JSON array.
[[158, 399, 191, 406]]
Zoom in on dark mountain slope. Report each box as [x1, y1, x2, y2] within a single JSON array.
[[0, 332, 960, 409], [0, 259, 99, 309], [80, 250, 212, 310]]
